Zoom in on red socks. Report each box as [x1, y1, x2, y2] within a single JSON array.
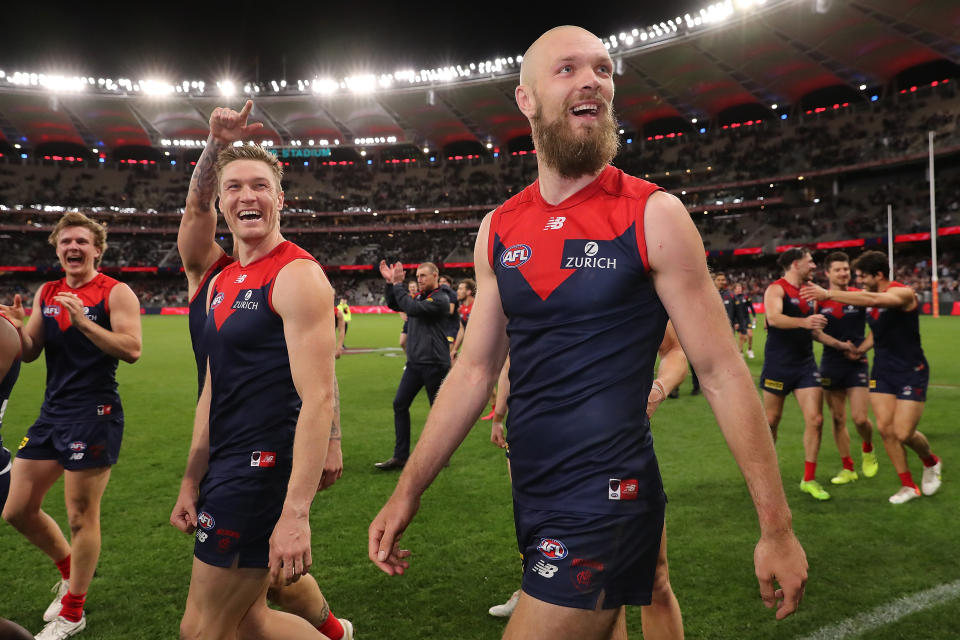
[[841, 457, 854, 471], [318, 611, 344, 640], [803, 461, 817, 482], [921, 454, 940, 468], [862, 441, 873, 454], [898, 471, 918, 489], [55, 555, 71, 581], [59, 591, 86, 623]]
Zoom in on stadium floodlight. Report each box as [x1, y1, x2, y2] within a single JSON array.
[[692, 117, 698, 123], [640, 33, 648, 41], [360, 150, 367, 156], [92, 148, 99, 153], [308, 139, 315, 146], [14, 143, 21, 149], [859, 84, 867, 90], [486, 142, 493, 149], [312, 78, 338, 94], [219, 80, 236, 96], [423, 147, 430, 153], [771, 103, 778, 109]]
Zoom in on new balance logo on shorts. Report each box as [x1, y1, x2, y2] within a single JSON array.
[[532, 560, 558, 578], [250, 451, 276, 467]]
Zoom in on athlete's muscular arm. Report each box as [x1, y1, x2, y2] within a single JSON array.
[[369, 212, 510, 576], [0, 314, 19, 378], [170, 362, 213, 534], [645, 191, 807, 620], [0, 289, 44, 362], [270, 259, 337, 586], [799, 282, 916, 311], [334, 307, 346, 358], [53, 284, 142, 363], [180, 101, 262, 296], [318, 376, 343, 492], [764, 284, 826, 331], [648, 321, 686, 418]]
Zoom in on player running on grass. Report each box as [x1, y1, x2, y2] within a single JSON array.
[[1, 213, 142, 640]]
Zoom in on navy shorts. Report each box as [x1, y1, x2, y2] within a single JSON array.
[[16, 417, 123, 469], [820, 359, 869, 391], [760, 361, 820, 396], [514, 504, 664, 610], [0, 448, 10, 513], [870, 365, 929, 402], [193, 474, 288, 569]]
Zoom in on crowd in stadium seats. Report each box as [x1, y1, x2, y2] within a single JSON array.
[[2, 81, 959, 307]]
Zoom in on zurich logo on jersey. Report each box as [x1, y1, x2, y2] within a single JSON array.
[[501, 244, 532, 268]]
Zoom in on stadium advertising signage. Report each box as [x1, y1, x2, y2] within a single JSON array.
[[268, 147, 332, 158]]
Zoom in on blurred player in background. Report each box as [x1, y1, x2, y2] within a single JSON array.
[[801, 250, 941, 504], [370, 26, 807, 640], [761, 248, 855, 501], [732, 283, 755, 359], [452, 278, 476, 357], [0, 310, 21, 513], [172, 103, 350, 639], [815, 252, 877, 485], [1, 213, 142, 640]]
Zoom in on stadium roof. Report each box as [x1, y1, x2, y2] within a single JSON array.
[[0, 0, 957, 153]]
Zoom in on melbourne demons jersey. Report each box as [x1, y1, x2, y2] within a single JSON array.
[[764, 278, 815, 366], [866, 282, 927, 372], [0, 314, 21, 470], [459, 301, 473, 327], [819, 289, 867, 367], [189, 253, 234, 397], [490, 166, 667, 515], [38, 274, 123, 421], [203, 241, 316, 479]]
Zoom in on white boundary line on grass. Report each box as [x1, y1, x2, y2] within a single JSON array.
[[797, 579, 960, 640]]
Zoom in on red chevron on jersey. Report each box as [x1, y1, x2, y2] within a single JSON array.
[[489, 166, 662, 301], [40, 275, 117, 334]]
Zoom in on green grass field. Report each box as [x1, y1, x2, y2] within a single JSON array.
[[1, 314, 958, 639]]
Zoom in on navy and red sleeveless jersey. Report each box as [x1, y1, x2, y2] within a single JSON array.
[[202, 241, 317, 479], [0, 313, 21, 470], [189, 253, 234, 396], [764, 278, 815, 366], [37, 273, 124, 421], [819, 288, 867, 366], [459, 301, 473, 327], [489, 165, 667, 515], [866, 282, 927, 372]]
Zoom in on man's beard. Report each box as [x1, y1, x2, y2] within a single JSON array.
[[531, 97, 620, 179]]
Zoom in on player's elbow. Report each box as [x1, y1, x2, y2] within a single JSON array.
[[122, 342, 142, 363]]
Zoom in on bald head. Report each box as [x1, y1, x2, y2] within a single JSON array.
[[520, 26, 607, 88]]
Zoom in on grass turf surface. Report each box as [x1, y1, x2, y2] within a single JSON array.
[[0, 314, 957, 639]]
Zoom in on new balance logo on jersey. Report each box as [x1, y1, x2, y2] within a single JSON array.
[[543, 216, 566, 230], [532, 560, 558, 578], [234, 274, 248, 284], [251, 451, 276, 467]]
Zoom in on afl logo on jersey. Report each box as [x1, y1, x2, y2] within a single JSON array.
[[211, 292, 225, 309], [197, 511, 215, 530], [501, 244, 532, 269], [537, 538, 568, 560], [43, 305, 60, 317]]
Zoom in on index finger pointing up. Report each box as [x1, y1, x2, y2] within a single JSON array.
[[239, 100, 254, 123]]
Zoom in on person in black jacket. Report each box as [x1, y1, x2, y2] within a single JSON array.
[[376, 260, 451, 470]]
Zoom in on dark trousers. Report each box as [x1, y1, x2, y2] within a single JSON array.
[[393, 361, 449, 460]]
